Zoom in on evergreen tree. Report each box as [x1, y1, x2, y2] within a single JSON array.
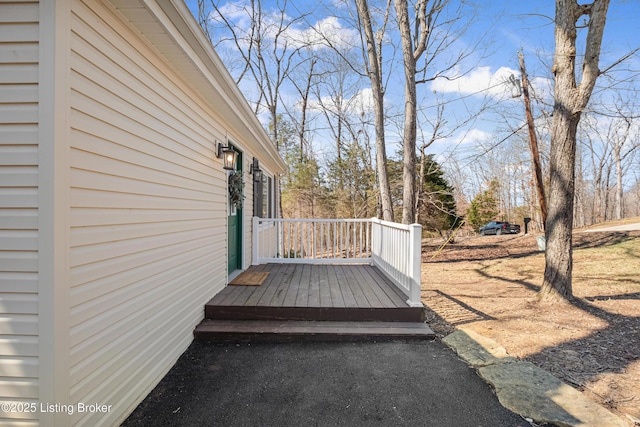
[[467, 180, 500, 231], [389, 154, 459, 232], [417, 154, 460, 232]]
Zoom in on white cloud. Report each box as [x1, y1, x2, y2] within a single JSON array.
[[430, 66, 520, 99], [527, 75, 553, 103], [209, 3, 357, 51], [455, 128, 492, 146], [429, 65, 554, 103], [284, 16, 359, 50], [212, 2, 252, 27], [308, 88, 374, 115], [348, 88, 374, 113], [427, 128, 492, 158]]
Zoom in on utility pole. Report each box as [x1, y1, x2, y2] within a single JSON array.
[[518, 51, 547, 229]]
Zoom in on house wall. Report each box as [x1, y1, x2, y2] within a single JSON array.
[[66, 0, 247, 424], [0, 1, 40, 426], [0, 0, 275, 424]]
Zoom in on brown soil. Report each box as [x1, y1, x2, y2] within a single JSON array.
[[420, 230, 640, 425]]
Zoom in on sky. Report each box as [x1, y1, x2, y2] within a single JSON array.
[[186, 0, 640, 192]]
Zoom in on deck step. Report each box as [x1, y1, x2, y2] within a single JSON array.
[[205, 304, 425, 323], [194, 319, 436, 343]]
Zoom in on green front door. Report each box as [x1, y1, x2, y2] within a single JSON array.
[[227, 148, 242, 274], [227, 206, 241, 273]]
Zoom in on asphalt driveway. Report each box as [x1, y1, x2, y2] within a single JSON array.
[[121, 340, 528, 426], [584, 221, 640, 232]]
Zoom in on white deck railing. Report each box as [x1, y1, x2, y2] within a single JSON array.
[[370, 219, 422, 307], [252, 217, 422, 307]]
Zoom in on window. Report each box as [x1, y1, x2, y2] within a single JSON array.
[[253, 172, 273, 218], [262, 175, 272, 218]]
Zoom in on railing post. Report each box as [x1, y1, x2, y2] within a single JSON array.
[[252, 216, 259, 265], [370, 218, 379, 266], [407, 223, 423, 307]]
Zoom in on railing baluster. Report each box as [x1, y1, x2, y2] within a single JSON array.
[[345, 222, 349, 259], [298, 221, 302, 258], [343, 222, 347, 259], [339, 222, 343, 258], [352, 222, 356, 258], [309, 221, 312, 259], [319, 222, 323, 259], [358, 222, 362, 258], [346, 221, 350, 258], [287, 222, 291, 258], [290, 221, 294, 258], [333, 221, 337, 260], [302, 221, 306, 258]]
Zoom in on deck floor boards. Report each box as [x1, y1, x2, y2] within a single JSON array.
[[209, 263, 410, 310], [268, 263, 295, 307], [201, 264, 426, 337], [326, 265, 346, 308]]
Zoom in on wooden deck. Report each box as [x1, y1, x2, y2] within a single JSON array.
[[195, 263, 434, 342], [204, 263, 424, 322]]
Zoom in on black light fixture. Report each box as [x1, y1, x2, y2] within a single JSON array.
[[216, 141, 238, 170], [249, 157, 262, 181]]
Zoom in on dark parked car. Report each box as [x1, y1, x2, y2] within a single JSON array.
[[479, 221, 521, 235]]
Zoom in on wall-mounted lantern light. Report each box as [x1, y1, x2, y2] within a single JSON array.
[[249, 157, 262, 182], [216, 141, 238, 170]]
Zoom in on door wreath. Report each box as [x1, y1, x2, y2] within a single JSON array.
[[228, 171, 245, 209]]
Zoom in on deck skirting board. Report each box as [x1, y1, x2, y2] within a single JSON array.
[[205, 305, 424, 323], [194, 320, 435, 343]]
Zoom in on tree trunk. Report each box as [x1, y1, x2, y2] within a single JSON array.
[[355, 0, 394, 221], [540, 109, 579, 301], [416, 146, 426, 225], [394, 0, 417, 225], [539, 0, 610, 302], [614, 144, 623, 219], [574, 144, 586, 228]]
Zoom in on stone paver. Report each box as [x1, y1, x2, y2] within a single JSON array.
[[443, 329, 628, 427], [442, 328, 517, 367]]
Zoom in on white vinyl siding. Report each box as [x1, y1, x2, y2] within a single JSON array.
[[0, 1, 40, 426], [2, 0, 284, 424], [67, 1, 227, 425]]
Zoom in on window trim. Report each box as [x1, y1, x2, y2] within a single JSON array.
[[253, 169, 275, 220]]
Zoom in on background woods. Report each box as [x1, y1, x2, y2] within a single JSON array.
[[196, 0, 639, 237]]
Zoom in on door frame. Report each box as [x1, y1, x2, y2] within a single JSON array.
[[227, 144, 243, 275]]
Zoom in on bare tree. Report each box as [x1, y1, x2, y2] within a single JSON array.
[[581, 115, 611, 224], [609, 101, 639, 219], [539, 0, 610, 302], [311, 50, 364, 188], [393, 0, 481, 224], [198, 0, 310, 146], [354, 0, 395, 221], [393, 0, 420, 224], [288, 56, 319, 162]]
